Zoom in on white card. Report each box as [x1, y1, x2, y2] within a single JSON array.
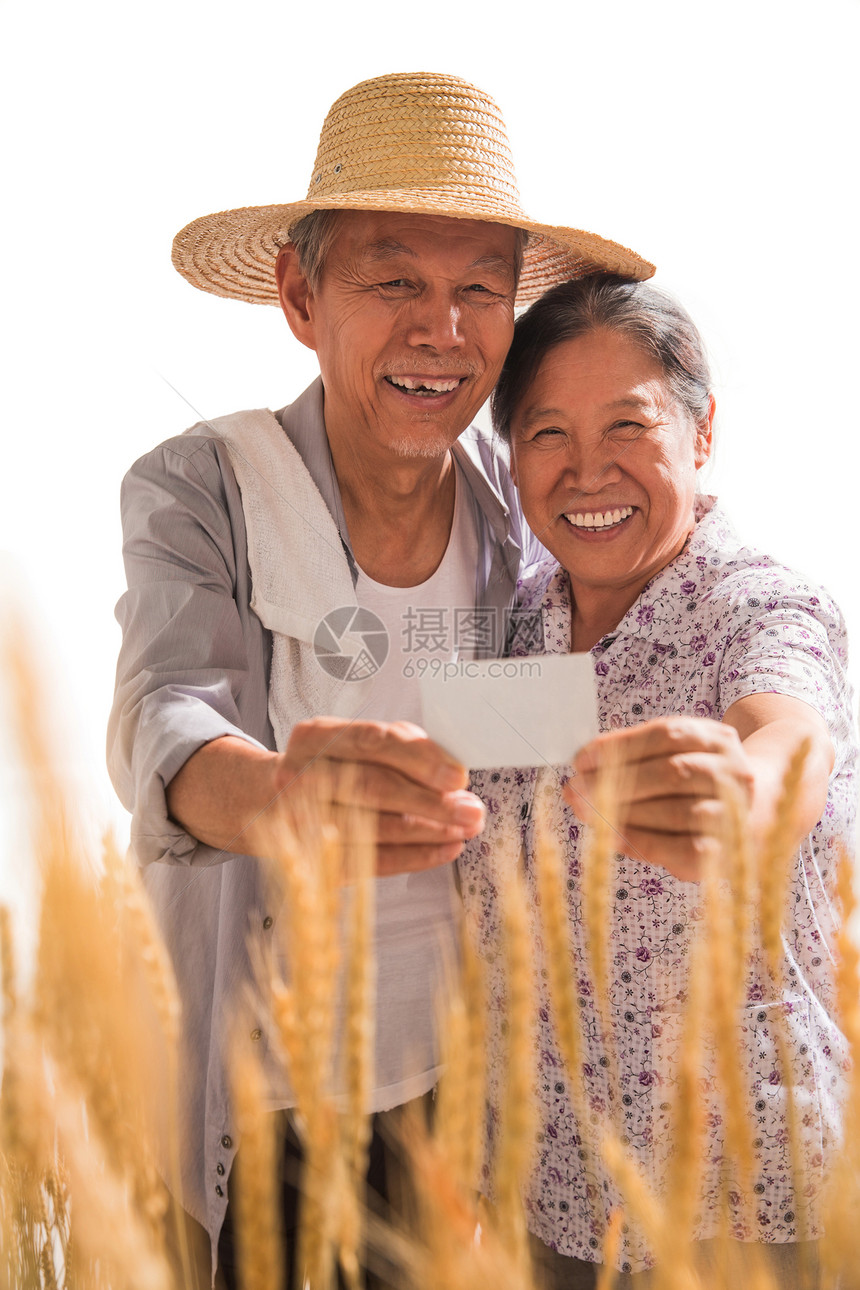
[[419, 654, 598, 770]]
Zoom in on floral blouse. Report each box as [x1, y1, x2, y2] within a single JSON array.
[[460, 496, 856, 1272]]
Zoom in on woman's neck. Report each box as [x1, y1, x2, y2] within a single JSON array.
[[570, 586, 642, 653]]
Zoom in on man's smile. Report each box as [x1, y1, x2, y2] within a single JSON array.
[[383, 374, 467, 397]]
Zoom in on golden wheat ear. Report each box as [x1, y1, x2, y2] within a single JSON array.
[[1, 604, 182, 1289]]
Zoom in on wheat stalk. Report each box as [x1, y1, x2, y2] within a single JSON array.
[[534, 820, 585, 1115], [579, 753, 624, 1057], [596, 1209, 623, 1290], [491, 866, 536, 1280], [758, 739, 810, 985], [756, 741, 811, 1246], [432, 919, 487, 1180], [231, 1047, 285, 1290], [820, 851, 860, 1290], [701, 810, 754, 1195]]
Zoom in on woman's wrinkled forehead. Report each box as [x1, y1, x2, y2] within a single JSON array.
[[492, 275, 712, 442], [510, 330, 678, 437]]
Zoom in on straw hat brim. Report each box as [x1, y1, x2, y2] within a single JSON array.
[[171, 193, 655, 308]]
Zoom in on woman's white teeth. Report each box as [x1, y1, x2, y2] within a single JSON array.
[[387, 375, 460, 394], [564, 506, 634, 529]]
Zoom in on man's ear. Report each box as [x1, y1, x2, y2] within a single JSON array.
[[694, 394, 716, 469], [275, 246, 318, 352]]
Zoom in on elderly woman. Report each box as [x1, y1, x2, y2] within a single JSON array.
[[460, 276, 856, 1288]]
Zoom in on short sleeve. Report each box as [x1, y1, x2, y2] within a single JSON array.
[[718, 567, 854, 753]]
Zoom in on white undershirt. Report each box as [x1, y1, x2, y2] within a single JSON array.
[[350, 464, 479, 1110], [269, 465, 481, 1114], [355, 462, 479, 725]]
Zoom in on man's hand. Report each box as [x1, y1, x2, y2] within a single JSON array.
[[166, 719, 485, 875], [563, 717, 755, 882]]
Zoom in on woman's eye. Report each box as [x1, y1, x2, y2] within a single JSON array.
[[611, 420, 645, 439]]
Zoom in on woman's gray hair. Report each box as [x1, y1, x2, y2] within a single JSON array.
[[287, 209, 529, 292], [491, 274, 713, 441]]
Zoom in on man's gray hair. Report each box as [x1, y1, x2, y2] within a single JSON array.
[[287, 209, 528, 292]]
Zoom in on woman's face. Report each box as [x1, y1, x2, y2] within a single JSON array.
[[510, 328, 713, 607]]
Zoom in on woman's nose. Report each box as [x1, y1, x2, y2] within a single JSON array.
[[562, 437, 624, 494]]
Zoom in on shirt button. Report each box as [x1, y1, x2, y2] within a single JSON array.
[[221, 1135, 232, 1149], [263, 916, 273, 930], [216, 1164, 225, 1176], [215, 1185, 224, 1197], [250, 1028, 262, 1042]]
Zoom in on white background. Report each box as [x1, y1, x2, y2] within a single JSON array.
[[2, 0, 858, 927]]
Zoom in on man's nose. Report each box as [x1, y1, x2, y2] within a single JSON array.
[[403, 289, 464, 351]]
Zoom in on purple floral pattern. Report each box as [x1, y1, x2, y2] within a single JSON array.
[[460, 497, 856, 1271]]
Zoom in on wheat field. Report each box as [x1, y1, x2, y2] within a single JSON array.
[[2, 622, 859, 1290]]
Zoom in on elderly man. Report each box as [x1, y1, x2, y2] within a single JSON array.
[[108, 71, 652, 1286]]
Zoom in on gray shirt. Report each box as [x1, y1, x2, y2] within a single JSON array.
[[107, 377, 542, 1253]]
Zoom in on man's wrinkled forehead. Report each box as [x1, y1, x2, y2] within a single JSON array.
[[332, 209, 523, 283], [360, 235, 518, 287]]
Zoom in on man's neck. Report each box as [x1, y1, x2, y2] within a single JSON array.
[[334, 442, 457, 587]]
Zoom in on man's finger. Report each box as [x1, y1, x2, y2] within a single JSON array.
[[340, 805, 484, 847], [286, 717, 467, 791], [376, 839, 467, 877], [321, 764, 484, 831]]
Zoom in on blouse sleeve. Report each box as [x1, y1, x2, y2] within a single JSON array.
[[717, 566, 855, 757]]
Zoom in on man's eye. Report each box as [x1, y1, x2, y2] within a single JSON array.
[[465, 282, 505, 297]]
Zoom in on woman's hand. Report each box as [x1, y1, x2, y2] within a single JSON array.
[[564, 716, 754, 881], [563, 697, 834, 882]]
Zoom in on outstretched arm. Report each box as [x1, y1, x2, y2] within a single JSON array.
[[564, 695, 834, 882]]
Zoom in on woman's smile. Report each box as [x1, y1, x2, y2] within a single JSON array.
[[561, 504, 636, 533]]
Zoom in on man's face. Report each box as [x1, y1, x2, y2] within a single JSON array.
[[296, 211, 518, 460]]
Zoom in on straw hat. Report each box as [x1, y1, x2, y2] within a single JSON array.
[[172, 72, 655, 307]]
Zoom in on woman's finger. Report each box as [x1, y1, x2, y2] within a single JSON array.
[[563, 780, 739, 836], [574, 716, 740, 774], [573, 751, 754, 808]]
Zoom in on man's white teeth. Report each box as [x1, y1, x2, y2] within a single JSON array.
[[387, 375, 461, 393], [564, 506, 634, 529]]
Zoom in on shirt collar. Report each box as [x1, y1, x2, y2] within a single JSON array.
[[534, 496, 742, 655], [592, 495, 741, 652], [277, 376, 521, 582]]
